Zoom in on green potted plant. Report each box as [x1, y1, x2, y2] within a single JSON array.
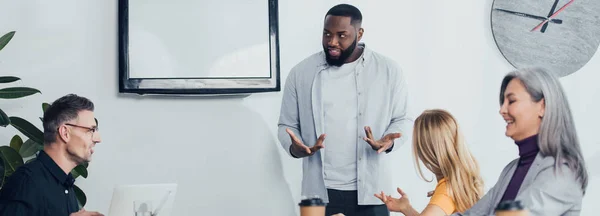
[[0, 31, 89, 208]]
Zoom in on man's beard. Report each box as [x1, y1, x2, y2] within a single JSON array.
[[67, 146, 90, 164], [324, 36, 358, 67]]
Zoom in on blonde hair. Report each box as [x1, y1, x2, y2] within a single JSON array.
[[412, 109, 484, 212]]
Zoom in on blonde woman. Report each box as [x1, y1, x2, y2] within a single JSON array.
[[375, 109, 484, 215]]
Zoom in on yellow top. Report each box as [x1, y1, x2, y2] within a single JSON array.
[[429, 178, 456, 215]]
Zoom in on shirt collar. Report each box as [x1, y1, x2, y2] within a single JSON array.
[[515, 134, 540, 158], [38, 150, 76, 187]]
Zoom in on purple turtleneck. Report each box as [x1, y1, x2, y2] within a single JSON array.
[[500, 134, 540, 201]]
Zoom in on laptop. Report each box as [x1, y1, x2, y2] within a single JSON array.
[[107, 183, 177, 216]]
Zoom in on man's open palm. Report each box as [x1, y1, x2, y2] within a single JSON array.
[[363, 126, 401, 153], [286, 128, 326, 157]]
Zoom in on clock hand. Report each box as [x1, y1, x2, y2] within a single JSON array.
[[542, 0, 561, 32], [494, 8, 563, 24], [531, 0, 575, 32]]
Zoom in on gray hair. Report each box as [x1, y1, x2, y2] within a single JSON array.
[[499, 68, 588, 192]]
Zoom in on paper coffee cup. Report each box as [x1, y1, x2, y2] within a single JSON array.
[[299, 197, 326, 216]]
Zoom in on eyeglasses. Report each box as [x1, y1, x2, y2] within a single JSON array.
[[65, 123, 99, 134]]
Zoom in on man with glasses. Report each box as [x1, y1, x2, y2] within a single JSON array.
[[0, 94, 104, 216]]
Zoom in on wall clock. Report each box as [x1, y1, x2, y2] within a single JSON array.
[[491, 0, 600, 77]]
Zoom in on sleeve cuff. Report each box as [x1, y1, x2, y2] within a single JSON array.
[[289, 145, 301, 158]]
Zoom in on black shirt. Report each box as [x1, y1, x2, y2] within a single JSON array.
[[0, 150, 79, 216]]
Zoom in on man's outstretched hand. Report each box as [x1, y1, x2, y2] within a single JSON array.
[[287, 128, 326, 157], [70, 209, 104, 216], [363, 126, 401, 153]]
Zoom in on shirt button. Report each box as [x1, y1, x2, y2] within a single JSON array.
[[359, 112, 362, 116], [358, 92, 362, 95], [65, 190, 69, 194]]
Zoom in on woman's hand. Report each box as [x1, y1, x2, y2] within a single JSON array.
[[374, 187, 411, 213]]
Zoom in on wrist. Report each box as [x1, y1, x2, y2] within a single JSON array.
[[385, 143, 394, 153], [399, 204, 412, 214]]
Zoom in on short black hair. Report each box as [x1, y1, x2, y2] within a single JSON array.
[[43, 94, 95, 144], [325, 4, 363, 26]]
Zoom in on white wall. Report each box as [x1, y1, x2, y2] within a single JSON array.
[[1, 0, 599, 215]]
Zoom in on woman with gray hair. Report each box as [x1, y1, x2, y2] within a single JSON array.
[[454, 68, 588, 216]]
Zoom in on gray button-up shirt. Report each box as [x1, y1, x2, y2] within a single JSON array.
[[277, 43, 413, 205]]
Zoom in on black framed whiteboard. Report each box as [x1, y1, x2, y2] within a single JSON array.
[[118, 0, 280, 95]]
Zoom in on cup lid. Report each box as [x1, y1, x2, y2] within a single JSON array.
[[299, 198, 326, 206], [495, 200, 525, 211]]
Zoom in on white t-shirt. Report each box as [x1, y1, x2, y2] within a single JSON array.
[[321, 59, 360, 191]]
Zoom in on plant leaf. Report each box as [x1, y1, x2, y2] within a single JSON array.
[[0, 146, 24, 178], [74, 184, 87, 208], [0, 76, 20, 84], [10, 135, 23, 152], [0, 108, 9, 127], [42, 102, 50, 113], [71, 164, 88, 179], [19, 139, 43, 158], [0, 87, 41, 99], [9, 117, 43, 144], [0, 31, 16, 52]]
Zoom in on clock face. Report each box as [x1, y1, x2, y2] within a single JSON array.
[[491, 0, 600, 77]]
